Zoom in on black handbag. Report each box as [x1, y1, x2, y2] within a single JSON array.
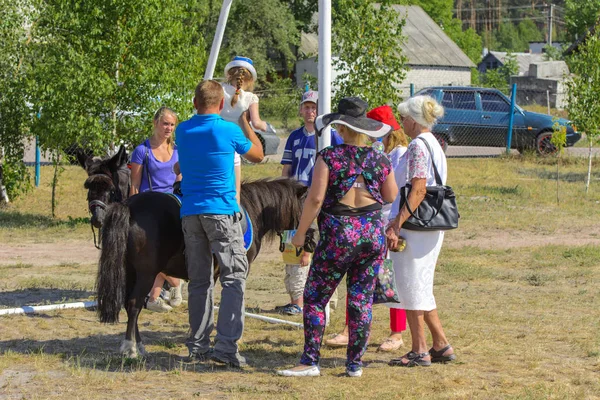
[[373, 259, 401, 304], [399, 137, 459, 231]]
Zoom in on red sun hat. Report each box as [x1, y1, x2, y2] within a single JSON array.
[[366, 105, 401, 131]]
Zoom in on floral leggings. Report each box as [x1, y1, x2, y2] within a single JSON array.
[[300, 209, 385, 370]]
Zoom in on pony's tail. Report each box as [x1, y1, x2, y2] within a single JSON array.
[[96, 202, 130, 323]]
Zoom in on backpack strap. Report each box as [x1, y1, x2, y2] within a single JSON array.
[[143, 140, 153, 192]]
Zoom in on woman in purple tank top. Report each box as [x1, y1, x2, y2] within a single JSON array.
[[130, 107, 181, 194], [130, 107, 183, 313]]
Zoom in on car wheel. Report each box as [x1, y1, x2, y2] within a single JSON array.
[[433, 134, 448, 153], [536, 131, 558, 155]]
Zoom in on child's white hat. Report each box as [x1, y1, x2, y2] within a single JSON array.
[[224, 56, 257, 81]]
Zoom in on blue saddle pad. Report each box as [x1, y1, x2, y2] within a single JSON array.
[[170, 192, 251, 251], [242, 207, 253, 251], [167, 192, 182, 207]]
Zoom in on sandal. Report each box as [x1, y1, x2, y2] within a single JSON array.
[[389, 351, 431, 367], [429, 344, 456, 363], [324, 333, 348, 348], [377, 337, 404, 352]]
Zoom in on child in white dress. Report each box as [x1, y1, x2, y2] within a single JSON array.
[[220, 56, 268, 203], [221, 56, 267, 131]]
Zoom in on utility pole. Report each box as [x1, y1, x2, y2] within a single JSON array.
[[548, 3, 554, 46]]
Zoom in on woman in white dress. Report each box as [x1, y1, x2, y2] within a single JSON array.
[[385, 95, 456, 367]]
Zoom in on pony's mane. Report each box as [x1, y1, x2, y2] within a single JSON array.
[[240, 178, 307, 242], [84, 174, 115, 190]]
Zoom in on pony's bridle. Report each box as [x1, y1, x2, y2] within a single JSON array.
[[87, 170, 127, 249]]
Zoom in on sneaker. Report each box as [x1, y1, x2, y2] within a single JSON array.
[[211, 351, 248, 368], [282, 304, 302, 315], [159, 288, 170, 301], [146, 297, 172, 313], [277, 365, 320, 377], [275, 303, 292, 312], [169, 285, 183, 307], [180, 349, 212, 364], [346, 366, 363, 377]]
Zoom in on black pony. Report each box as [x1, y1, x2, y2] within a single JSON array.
[[76, 146, 130, 230], [94, 178, 310, 357]]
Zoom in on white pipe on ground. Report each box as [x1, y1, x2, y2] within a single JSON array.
[[0, 301, 302, 329], [213, 306, 302, 328], [0, 301, 97, 316]]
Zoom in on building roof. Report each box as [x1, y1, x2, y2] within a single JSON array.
[[482, 51, 545, 76], [299, 5, 475, 69]]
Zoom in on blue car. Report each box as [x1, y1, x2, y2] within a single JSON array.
[[415, 87, 581, 154]]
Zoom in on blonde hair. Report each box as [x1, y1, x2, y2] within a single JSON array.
[[337, 124, 370, 147], [397, 95, 444, 129], [227, 67, 255, 107], [153, 106, 178, 149], [384, 128, 409, 153]]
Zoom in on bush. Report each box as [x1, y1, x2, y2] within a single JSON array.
[[256, 78, 303, 130]]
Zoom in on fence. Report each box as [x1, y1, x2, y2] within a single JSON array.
[[21, 82, 586, 188], [406, 83, 578, 158]]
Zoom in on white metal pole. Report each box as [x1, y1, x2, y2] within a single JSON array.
[[212, 306, 302, 328], [318, 0, 332, 326], [318, 0, 332, 151], [204, 0, 234, 80], [0, 301, 97, 316], [548, 4, 554, 46]]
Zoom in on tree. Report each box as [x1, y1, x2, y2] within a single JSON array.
[[444, 19, 483, 64], [565, 0, 600, 42], [495, 22, 524, 52], [565, 30, 600, 193], [400, 0, 483, 64], [332, 0, 408, 108], [26, 0, 206, 215], [0, 0, 35, 200], [404, 0, 453, 28], [30, 0, 206, 154], [480, 53, 518, 93], [220, 0, 300, 79], [517, 19, 543, 45]]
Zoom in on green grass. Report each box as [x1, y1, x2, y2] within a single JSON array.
[[1, 149, 600, 398], [0, 242, 599, 398]]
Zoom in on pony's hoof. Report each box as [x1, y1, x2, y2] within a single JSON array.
[[120, 340, 138, 358], [137, 343, 147, 357]]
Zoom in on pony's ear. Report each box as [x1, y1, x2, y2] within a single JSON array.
[[108, 145, 128, 171], [75, 147, 93, 172]]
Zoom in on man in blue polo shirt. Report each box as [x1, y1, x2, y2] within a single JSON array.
[[176, 79, 263, 368]]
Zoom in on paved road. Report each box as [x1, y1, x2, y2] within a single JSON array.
[[263, 137, 600, 163], [23, 135, 599, 164]]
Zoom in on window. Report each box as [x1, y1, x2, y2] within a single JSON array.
[[442, 91, 454, 109], [481, 92, 510, 113], [442, 91, 477, 110]]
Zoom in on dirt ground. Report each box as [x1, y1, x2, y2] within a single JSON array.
[[3, 224, 600, 267]]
